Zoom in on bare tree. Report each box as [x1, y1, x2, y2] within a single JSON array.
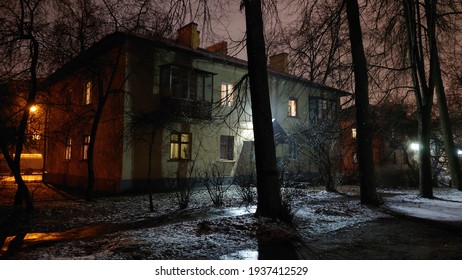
[[291, 117, 343, 192], [424, 0, 462, 191], [344, 0, 380, 205], [241, 0, 285, 219], [0, 0, 48, 210]]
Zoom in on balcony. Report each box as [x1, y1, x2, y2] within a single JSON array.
[[162, 97, 212, 120]]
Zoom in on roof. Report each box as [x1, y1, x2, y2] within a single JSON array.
[[43, 31, 351, 98]]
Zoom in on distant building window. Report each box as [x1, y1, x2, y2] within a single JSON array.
[[220, 135, 234, 160], [289, 141, 297, 160], [82, 135, 90, 160], [352, 128, 357, 139], [221, 83, 235, 107], [84, 81, 92, 105], [288, 97, 297, 117], [65, 137, 72, 160], [353, 152, 358, 164], [170, 132, 191, 160], [309, 97, 337, 120]]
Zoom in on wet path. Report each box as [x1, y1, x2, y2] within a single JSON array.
[[1, 206, 257, 259]]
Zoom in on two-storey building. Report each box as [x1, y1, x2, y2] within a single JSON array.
[[43, 23, 348, 193]]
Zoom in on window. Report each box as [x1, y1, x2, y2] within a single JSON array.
[[220, 135, 234, 160], [288, 97, 297, 117], [82, 135, 90, 160], [289, 141, 297, 160], [352, 128, 357, 139], [65, 137, 72, 160], [170, 132, 191, 160], [84, 81, 92, 105], [221, 83, 235, 107], [160, 64, 213, 102], [309, 97, 337, 120]]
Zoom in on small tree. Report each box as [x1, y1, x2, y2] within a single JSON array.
[[199, 162, 231, 207], [291, 117, 343, 192], [170, 162, 198, 210]]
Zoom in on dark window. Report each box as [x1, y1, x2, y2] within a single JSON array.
[[309, 97, 337, 120], [160, 65, 213, 102], [220, 135, 234, 160]]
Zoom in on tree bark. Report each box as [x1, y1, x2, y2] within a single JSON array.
[[242, 0, 284, 219], [425, 0, 462, 191], [402, 0, 434, 198], [344, 0, 380, 205]]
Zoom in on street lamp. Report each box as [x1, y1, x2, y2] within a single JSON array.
[[30, 105, 38, 113], [410, 142, 420, 152]]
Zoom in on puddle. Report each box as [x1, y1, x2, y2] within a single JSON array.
[[1, 205, 257, 258]]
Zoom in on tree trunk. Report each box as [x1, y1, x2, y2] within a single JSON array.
[[419, 108, 434, 197], [425, 0, 462, 191], [402, 0, 434, 198], [86, 94, 105, 201], [242, 0, 284, 219], [345, 0, 380, 205]]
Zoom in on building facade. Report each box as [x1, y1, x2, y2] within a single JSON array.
[[43, 23, 348, 193]]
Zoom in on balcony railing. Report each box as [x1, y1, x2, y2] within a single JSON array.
[[162, 97, 212, 120]]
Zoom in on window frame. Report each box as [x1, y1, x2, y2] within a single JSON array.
[[83, 81, 92, 105], [160, 64, 214, 103], [82, 135, 90, 160], [309, 97, 337, 120], [289, 141, 298, 160], [220, 135, 235, 161], [65, 137, 72, 161], [170, 132, 192, 160], [288, 97, 298, 117], [220, 82, 235, 107]]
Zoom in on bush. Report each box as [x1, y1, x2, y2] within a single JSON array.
[[199, 163, 230, 207], [235, 173, 256, 205]]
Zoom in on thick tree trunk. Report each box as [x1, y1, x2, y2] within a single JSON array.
[[419, 109, 434, 197], [242, 0, 284, 219], [345, 0, 380, 205], [86, 99, 104, 201], [434, 70, 462, 190], [403, 0, 434, 198], [425, 0, 462, 191]]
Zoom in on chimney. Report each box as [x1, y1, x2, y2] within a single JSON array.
[[269, 53, 289, 73], [206, 41, 228, 55], [177, 22, 200, 49]]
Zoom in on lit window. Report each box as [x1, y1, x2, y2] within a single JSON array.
[[221, 83, 235, 107], [65, 137, 72, 160], [288, 98, 297, 117], [352, 128, 357, 139], [84, 81, 92, 105], [170, 132, 191, 160], [82, 135, 90, 160], [220, 135, 234, 160]]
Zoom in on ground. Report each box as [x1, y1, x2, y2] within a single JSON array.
[[1, 181, 462, 259]]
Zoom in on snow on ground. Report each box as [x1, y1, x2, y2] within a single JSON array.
[[2, 183, 462, 259], [384, 188, 462, 223]]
